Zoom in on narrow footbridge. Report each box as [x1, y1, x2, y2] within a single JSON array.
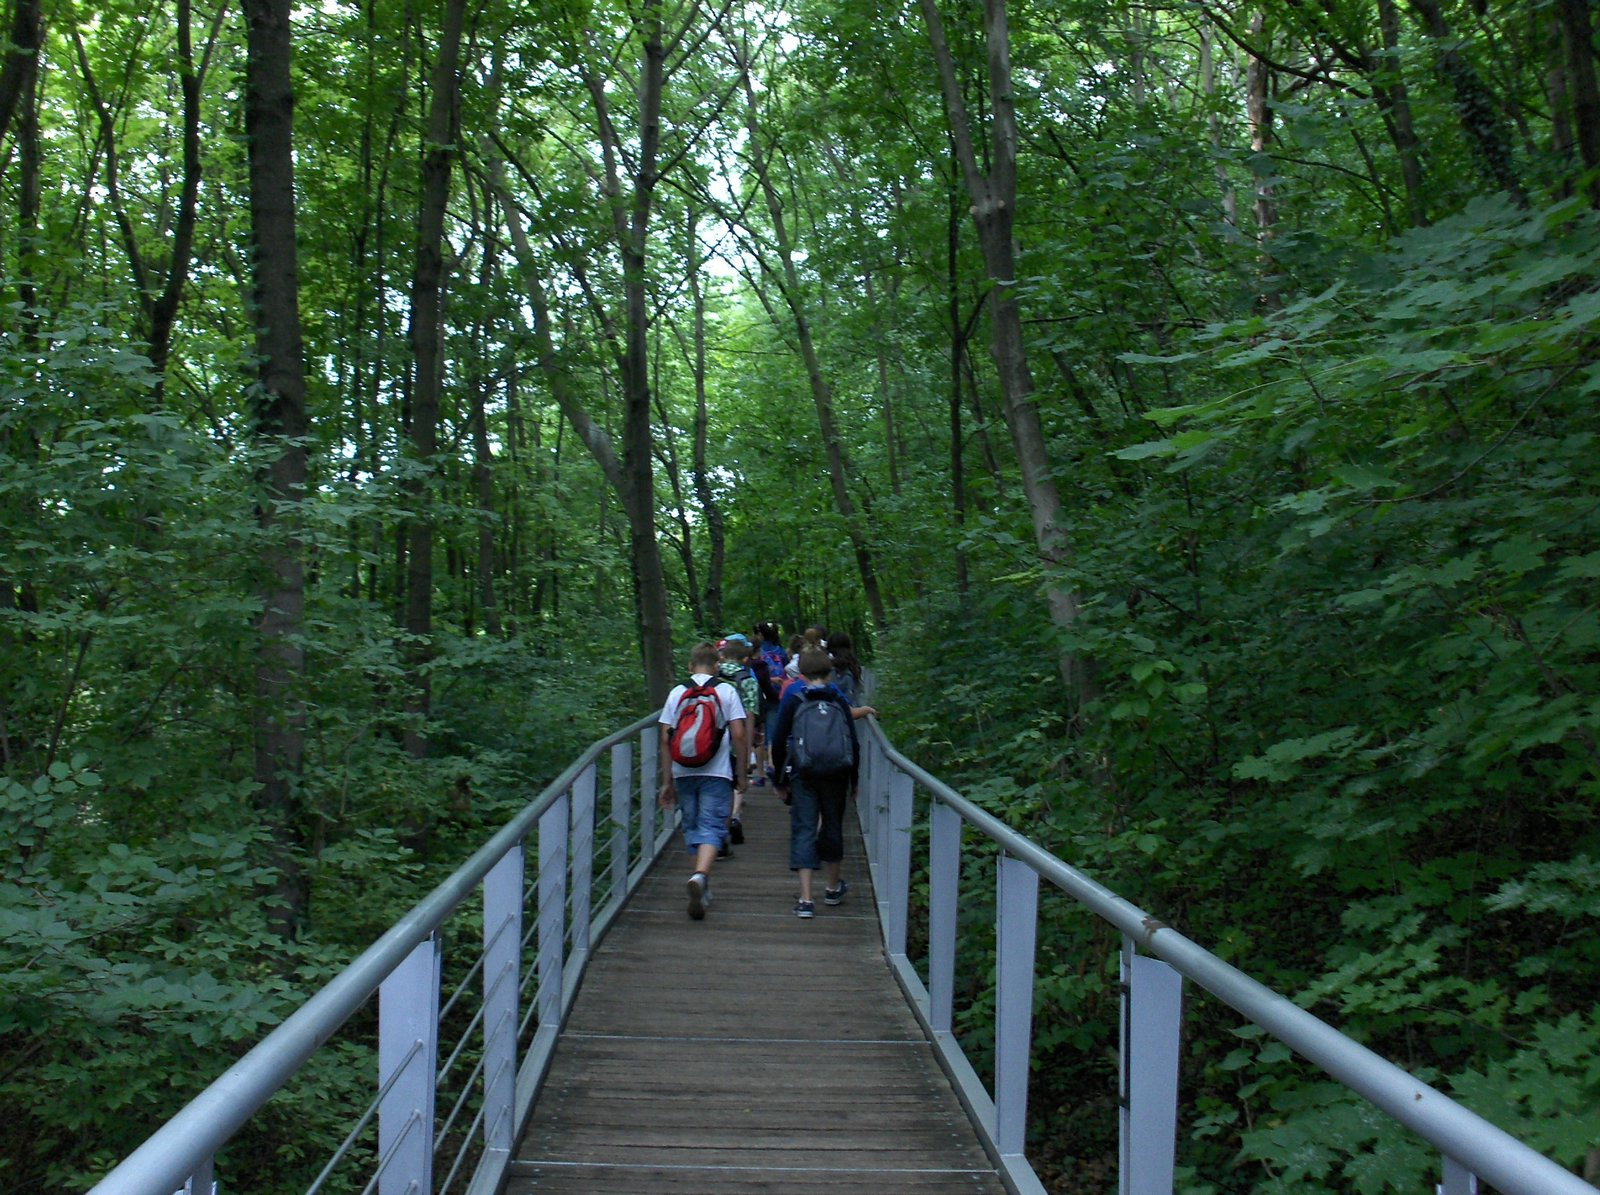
[[90, 717, 1591, 1195]]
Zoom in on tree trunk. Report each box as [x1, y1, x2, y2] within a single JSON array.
[[569, 12, 678, 701], [686, 208, 726, 630], [735, 59, 889, 634], [241, 0, 310, 940], [402, 0, 466, 760], [865, 271, 902, 499], [918, 0, 1089, 703], [1246, 12, 1279, 252], [1376, 0, 1428, 227], [1407, 0, 1525, 202], [146, 0, 212, 397], [471, 359, 502, 639], [948, 182, 969, 598], [1556, 0, 1600, 206], [0, 0, 41, 148], [1200, 18, 1238, 227], [13, 14, 40, 329]]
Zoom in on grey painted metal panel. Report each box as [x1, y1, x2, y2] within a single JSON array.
[[481, 847, 522, 1157], [609, 740, 632, 901], [377, 934, 439, 1195], [994, 856, 1039, 1160], [1122, 950, 1183, 1195], [536, 798, 566, 1034], [886, 770, 914, 957], [570, 767, 595, 961], [927, 800, 961, 1036]]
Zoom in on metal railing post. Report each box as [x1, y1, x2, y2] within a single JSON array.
[[1120, 940, 1184, 1195], [871, 746, 892, 922], [1441, 1156, 1480, 1195], [640, 724, 659, 852], [859, 734, 879, 855], [928, 798, 962, 1035], [537, 797, 568, 1032], [570, 767, 596, 963], [610, 740, 632, 897], [995, 855, 1039, 1160], [886, 770, 914, 959], [481, 845, 523, 1159], [378, 933, 441, 1195], [181, 1159, 214, 1195]]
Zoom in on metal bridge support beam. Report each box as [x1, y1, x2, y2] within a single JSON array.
[[570, 767, 596, 965], [885, 771, 914, 958], [481, 846, 523, 1160], [640, 725, 659, 853], [927, 799, 962, 1035], [181, 1158, 214, 1195], [610, 740, 633, 898], [1119, 941, 1184, 1195], [1441, 1155, 1479, 1194], [378, 933, 441, 1195], [995, 855, 1039, 1160], [536, 796, 569, 1032]]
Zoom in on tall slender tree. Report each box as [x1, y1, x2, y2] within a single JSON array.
[[401, 0, 467, 760], [241, 0, 310, 938], [728, 43, 889, 632], [917, 0, 1088, 703]]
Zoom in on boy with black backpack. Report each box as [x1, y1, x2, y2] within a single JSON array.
[[770, 646, 859, 919]]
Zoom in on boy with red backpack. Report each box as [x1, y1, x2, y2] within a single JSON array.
[[658, 642, 749, 920]]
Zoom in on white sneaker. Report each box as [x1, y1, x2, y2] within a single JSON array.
[[686, 872, 709, 920]]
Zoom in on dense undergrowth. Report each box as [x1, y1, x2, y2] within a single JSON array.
[[3, 142, 1596, 1195], [871, 195, 1600, 1191]]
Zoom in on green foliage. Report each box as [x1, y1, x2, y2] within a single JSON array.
[[8, 0, 1600, 1187]]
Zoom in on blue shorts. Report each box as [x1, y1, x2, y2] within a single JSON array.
[[676, 774, 733, 850], [788, 773, 848, 870]]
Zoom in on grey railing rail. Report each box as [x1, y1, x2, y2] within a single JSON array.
[[852, 719, 1595, 1195], [89, 714, 667, 1195]]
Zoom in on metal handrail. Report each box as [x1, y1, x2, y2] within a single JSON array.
[[86, 709, 1590, 1195], [88, 713, 661, 1195], [854, 718, 1596, 1195]]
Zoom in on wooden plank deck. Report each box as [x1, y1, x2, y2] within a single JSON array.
[[505, 789, 1007, 1193]]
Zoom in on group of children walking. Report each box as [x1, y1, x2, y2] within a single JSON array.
[[656, 623, 875, 921]]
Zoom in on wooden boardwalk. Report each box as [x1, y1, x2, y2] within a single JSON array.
[[505, 790, 1008, 1193]]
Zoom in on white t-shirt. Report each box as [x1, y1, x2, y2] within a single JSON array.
[[658, 673, 747, 779]]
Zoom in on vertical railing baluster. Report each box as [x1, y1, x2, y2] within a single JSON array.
[[536, 797, 568, 1033], [640, 725, 659, 855], [182, 1158, 214, 1195], [481, 846, 523, 1160], [871, 744, 892, 920], [995, 855, 1039, 1160], [885, 770, 914, 959], [859, 733, 878, 855], [378, 933, 441, 1195], [928, 799, 962, 1035], [1440, 1156, 1479, 1194], [610, 740, 632, 901], [570, 767, 595, 963], [1120, 940, 1183, 1195]]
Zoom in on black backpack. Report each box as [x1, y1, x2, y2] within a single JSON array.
[[789, 691, 854, 778]]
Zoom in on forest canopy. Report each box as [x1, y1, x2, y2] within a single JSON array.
[[2, 0, 1597, 1189]]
